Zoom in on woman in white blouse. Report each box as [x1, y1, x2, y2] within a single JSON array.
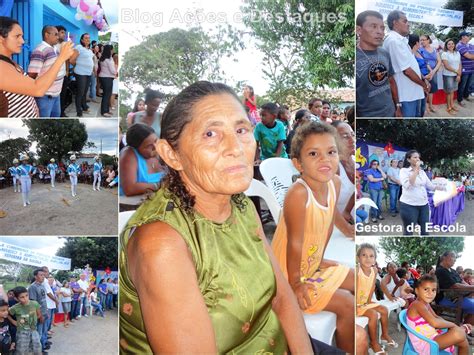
[[399, 150, 443, 235], [441, 39, 462, 115], [98, 44, 117, 117]]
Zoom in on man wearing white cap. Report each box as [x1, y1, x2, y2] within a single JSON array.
[[18, 155, 34, 206], [8, 159, 20, 192], [47, 158, 58, 188], [92, 156, 103, 191], [67, 155, 81, 197]]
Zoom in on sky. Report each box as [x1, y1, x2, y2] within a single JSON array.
[[119, 0, 283, 97], [0, 236, 65, 256], [101, 0, 119, 34], [0, 119, 118, 156], [357, 236, 473, 270]]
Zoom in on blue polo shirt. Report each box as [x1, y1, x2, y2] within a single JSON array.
[[365, 168, 383, 190]]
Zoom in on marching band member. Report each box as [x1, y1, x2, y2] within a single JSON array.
[[93, 156, 103, 191], [47, 158, 58, 188], [67, 155, 81, 197]]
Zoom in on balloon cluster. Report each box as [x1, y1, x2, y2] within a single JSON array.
[[69, 0, 107, 30]]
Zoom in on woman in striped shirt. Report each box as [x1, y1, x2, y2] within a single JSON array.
[[0, 17, 74, 118]]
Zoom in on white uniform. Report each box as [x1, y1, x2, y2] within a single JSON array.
[[93, 162, 103, 191], [67, 163, 81, 197], [9, 166, 20, 192], [18, 164, 34, 206], [47, 163, 58, 187]]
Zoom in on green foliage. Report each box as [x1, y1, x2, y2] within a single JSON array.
[[0, 138, 31, 169], [120, 26, 244, 95], [0, 259, 35, 285], [241, 0, 354, 105], [23, 119, 88, 164], [100, 154, 117, 168], [378, 237, 464, 273], [56, 237, 117, 270], [356, 120, 474, 166]]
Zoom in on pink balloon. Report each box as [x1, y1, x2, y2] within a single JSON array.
[[91, 4, 99, 16], [70, 0, 79, 8], [79, 0, 89, 13]]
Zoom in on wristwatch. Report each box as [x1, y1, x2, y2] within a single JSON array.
[[396, 103, 402, 108]]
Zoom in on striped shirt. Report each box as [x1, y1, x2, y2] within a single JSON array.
[[28, 41, 63, 96], [0, 55, 39, 117], [456, 41, 474, 74]]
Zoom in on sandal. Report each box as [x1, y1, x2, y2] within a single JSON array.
[[381, 339, 399, 348]]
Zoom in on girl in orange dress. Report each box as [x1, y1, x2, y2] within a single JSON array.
[[356, 243, 397, 354], [271, 122, 354, 353]]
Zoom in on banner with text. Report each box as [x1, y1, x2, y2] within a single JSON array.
[[358, 0, 464, 27], [0, 242, 71, 270], [356, 141, 408, 173]]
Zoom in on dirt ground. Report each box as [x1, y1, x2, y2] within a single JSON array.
[[0, 181, 118, 235], [424, 97, 474, 118], [49, 308, 118, 354]]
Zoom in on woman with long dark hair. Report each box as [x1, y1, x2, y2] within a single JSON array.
[[0, 17, 74, 117], [71, 33, 94, 117], [98, 44, 117, 117], [399, 149, 440, 235]]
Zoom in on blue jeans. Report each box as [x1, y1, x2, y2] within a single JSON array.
[[99, 292, 106, 309], [99, 77, 114, 115], [106, 293, 113, 309], [369, 188, 383, 218], [89, 74, 97, 100], [388, 184, 400, 213], [356, 209, 368, 223], [420, 97, 426, 117], [71, 299, 80, 319], [36, 95, 61, 117], [46, 308, 54, 331], [75, 74, 91, 116], [401, 99, 422, 118], [457, 72, 473, 102], [439, 296, 474, 315], [37, 313, 48, 350], [92, 301, 105, 317], [399, 201, 430, 235]]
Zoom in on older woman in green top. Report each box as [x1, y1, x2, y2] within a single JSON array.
[[120, 82, 340, 353]]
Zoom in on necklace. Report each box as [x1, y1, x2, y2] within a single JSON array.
[[357, 45, 381, 67]]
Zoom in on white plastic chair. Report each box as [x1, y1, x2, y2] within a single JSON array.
[[304, 312, 337, 345], [325, 228, 355, 266], [259, 158, 299, 206], [119, 210, 136, 234], [244, 178, 282, 223], [355, 196, 379, 223]]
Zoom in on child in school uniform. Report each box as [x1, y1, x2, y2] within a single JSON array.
[[47, 158, 58, 188], [67, 155, 81, 197], [92, 156, 103, 191]]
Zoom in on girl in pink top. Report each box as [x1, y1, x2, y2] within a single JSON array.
[[243, 85, 260, 124], [407, 275, 470, 354]]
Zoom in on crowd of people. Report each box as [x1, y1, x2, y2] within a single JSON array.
[[356, 149, 457, 235], [119, 81, 358, 353], [4, 154, 117, 205], [0, 17, 118, 118], [356, 244, 473, 354], [0, 266, 118, 354], [356, 10, 473, 118]]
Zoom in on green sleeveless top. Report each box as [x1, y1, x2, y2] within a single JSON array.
[[119, 188, 287, 354]]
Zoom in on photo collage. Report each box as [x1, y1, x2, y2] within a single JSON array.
[[0, 0, 473, 354]]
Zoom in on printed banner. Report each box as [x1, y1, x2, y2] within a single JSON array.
[[95, 270, 119, 284], [356, 141, 408, 173], [358, 0, 464, 27], [0, 242, 71, 270]]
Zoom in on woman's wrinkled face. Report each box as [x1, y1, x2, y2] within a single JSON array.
[[336, 122, 355, 156], [387, 262, 397, 274], [0, 24, 24, 54], [138, 133, 158, 159], [175, 93, 256, 196]]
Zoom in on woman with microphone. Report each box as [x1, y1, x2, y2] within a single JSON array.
[[399, 150, 441, 235]]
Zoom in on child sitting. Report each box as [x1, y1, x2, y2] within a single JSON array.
[[394, 268, 416, 306], [356, 243, 398, 354], [253, 102, 288, 161], [407, 275, 471, 354], [271, 121, 354, 353], [7, 287, 43, 355]]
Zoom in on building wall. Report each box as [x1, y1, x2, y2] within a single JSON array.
[[12, 0, 99, 69]]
